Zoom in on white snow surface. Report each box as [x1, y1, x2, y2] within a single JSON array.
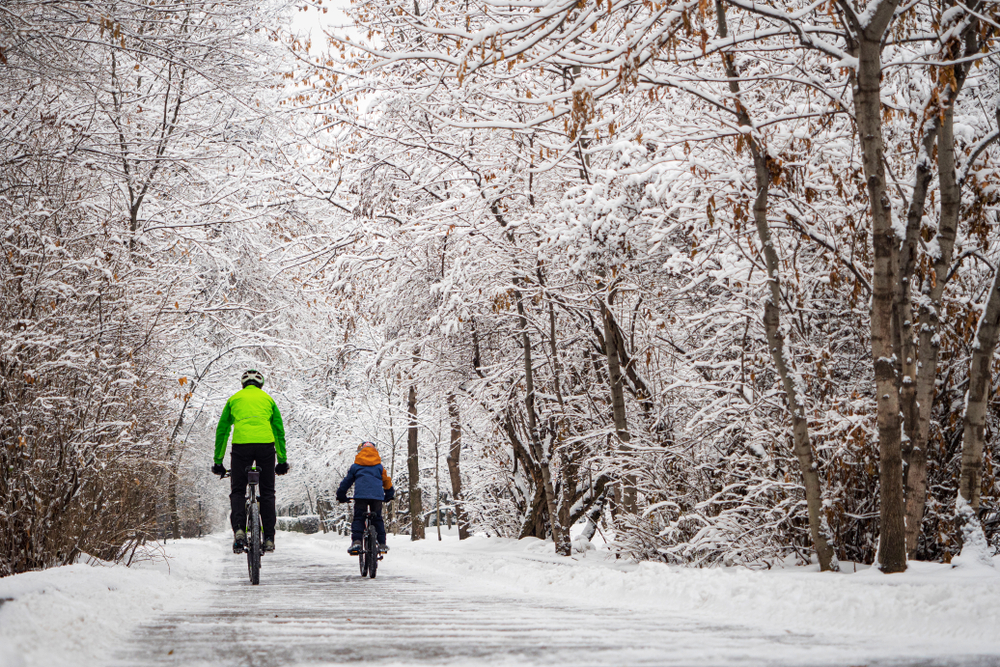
[[2, 531, 1000, 666], [0, 541, 223, 667]]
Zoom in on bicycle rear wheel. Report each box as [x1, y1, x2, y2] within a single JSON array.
[[366, 524, 378, 579], [358, 521, 367, 576], [247, 500, 261, 585]]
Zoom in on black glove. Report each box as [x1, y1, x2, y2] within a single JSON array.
[[275, 462, 289, 476], [336, 492, 348, 504], [212, 463, 227, 477], [383, 487, 395, 502]]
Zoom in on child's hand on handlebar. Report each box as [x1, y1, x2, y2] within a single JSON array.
[[212, 463, 227, 478]]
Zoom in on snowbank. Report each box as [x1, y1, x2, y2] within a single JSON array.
[[385, 533, 1000, 654], [0, 538, 224, 667]]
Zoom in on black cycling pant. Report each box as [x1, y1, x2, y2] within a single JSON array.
[[352, 499, 386, 544], [229, 443, 276, 540]]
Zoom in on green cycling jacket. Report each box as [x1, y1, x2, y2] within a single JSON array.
[[214, 385, 287, 464]]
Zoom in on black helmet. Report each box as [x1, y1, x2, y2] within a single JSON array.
[[241, 369, 264, 388]]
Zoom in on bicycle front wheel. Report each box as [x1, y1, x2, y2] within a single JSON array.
[[247, 500, 261, 585], [366, 525, 378, 579]]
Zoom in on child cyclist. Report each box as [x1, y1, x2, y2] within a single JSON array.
[[336, 441, 395, 554]]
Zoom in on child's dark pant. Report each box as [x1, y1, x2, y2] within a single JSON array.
[[352, 499, 386, 543]]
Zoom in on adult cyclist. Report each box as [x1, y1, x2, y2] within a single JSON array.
[[212, 369, 289, 554]]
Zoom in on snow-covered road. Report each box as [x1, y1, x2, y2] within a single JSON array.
[[111, 537, 837, 667], [4, 532, 1000, 667]]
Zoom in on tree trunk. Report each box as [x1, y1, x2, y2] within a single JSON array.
[[899, 124, 939, 556], [435, 433, 442, 541], [715, 0, 837, 572], [849, 1, 907, 572], [515, 286, 567, 552], [387, 391, 398, 534], [315, 492, 329, 534], [540, 269, 573, 555], [446, 393, 470, 540], [954, 261, 1000, 560], [168, 471, 180, 541], [600, 298, 637, 514], [518, 485, 547, 540], [407, 381, 425, 540], [502, 410, 546, 539], [539, 268, 566, 412], [902, 16, 982, 557], [555, 422, 579, 556], [959, 265, 1000, 512], [754, 179, 838, 573], [904, 109, 961, 556]]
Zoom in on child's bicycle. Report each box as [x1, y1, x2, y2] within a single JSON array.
[[221, 466, 264, 585], [347, 497, 383, 579]]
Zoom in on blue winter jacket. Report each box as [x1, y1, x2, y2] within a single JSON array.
[[337, 447, 393, 501]]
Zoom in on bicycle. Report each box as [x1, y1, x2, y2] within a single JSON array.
[[221, 465, 263, 585], [347, 497, 383, 579]]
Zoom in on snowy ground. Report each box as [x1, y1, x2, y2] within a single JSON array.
[[2, 531, 999, 667]]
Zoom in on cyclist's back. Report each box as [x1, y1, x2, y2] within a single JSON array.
[[337, 442, 394, 554], [213, 369, 289, 553]]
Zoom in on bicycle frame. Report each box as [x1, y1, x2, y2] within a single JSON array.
[[222, 466, 263, 585]]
